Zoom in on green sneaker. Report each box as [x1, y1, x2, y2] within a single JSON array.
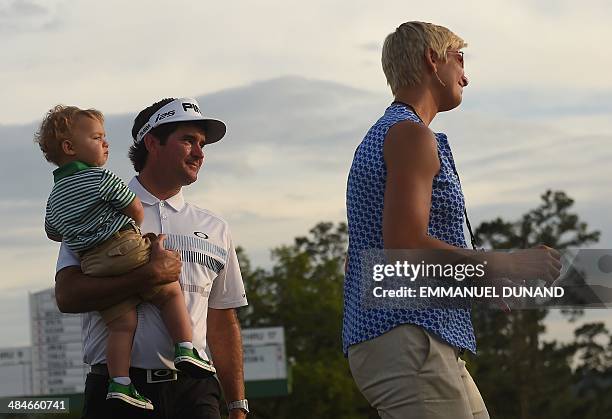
[[174, 344, 216, 378], [106, 380, 154, 410]]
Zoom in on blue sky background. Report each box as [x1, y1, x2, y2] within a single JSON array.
[[0, 0, 610, 347]]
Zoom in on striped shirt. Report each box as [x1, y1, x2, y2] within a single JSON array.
[[45, 161, 135, 253], [56, 176, 248, 369]]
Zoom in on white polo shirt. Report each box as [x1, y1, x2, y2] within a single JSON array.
[[56, 177, 248, 369]]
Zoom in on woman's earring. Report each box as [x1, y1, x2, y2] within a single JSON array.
[[434, 70, 446, 87]]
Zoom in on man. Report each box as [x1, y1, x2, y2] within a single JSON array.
[[55, 97, 249, 419], [344, 22, 559, 419]]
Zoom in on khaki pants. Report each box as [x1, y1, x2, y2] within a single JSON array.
[[80, 227, 160, 324], [348, 324, 489, 419]]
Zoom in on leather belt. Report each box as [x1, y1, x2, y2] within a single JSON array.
[[90, 363, 178, 383]]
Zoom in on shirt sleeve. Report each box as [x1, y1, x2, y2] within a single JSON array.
[[98, 169, 136, 211], [56, 241, 81, 274], [208, 229, 248, 309]]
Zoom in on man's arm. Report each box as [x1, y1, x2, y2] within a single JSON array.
[[55, 235, 182, 313], [207, 308, 246, 419]]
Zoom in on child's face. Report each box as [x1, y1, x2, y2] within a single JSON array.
[[69, 116, 108, 167]]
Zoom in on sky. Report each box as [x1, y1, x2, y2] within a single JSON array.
[[0, 0, 611, 348]]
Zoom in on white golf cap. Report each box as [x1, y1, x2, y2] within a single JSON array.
[[134, 97, 226, 144]]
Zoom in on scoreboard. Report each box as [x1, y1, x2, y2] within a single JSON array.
[[29, 289, 88, 395]]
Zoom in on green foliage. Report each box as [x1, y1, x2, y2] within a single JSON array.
[[474, 190, 600, 249], [235, 190, 610, 418], [468, 190, 609, 419], [570, 323, 612, 417], [237, 222, 377, 419]]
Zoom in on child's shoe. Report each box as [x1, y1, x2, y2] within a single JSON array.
[[174, 344, 216, 378], [106, 380, 154, 410]]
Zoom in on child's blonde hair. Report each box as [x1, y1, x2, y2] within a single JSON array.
[[35, 105, 104, 166]]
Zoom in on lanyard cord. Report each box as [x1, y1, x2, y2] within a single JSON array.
[[451, 165, 479, 250]]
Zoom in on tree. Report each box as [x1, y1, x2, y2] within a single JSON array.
[[467, 190, 602, 419], [235, 190, 610, 418], [570, 322, 612, 418], [237, 222, 377, 419]]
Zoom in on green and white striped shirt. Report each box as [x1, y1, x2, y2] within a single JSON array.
[[45, 161, 135, 253]]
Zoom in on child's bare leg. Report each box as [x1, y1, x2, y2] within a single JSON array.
[[150, 282, 215, 377], [106, 309, 137, 379], [149, 281, 192, 343]]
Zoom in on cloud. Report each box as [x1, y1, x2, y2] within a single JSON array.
[[462, 88, 612, 119], [0, 0, 47, 18], [0, 0, 60, 35], [0, 0, 611, 352], [359, 42, 380, 52], [1, 75, 611, 348], [1, 0, 610, 124], [512, 0, 611, 18], [1, 75, 611, 285]]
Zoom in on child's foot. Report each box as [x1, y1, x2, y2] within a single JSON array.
[[106, 380, 154, 410], [174, 344, 216, 378]]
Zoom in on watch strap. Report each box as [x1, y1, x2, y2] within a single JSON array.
[[228, 399, 249, 413]]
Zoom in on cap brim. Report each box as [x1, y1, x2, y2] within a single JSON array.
[[139, 114, 227, 144], [199, 119, 226, 145]]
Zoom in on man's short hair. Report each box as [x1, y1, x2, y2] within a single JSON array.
[[129, 98, 181, 172], [382, 21, 467, 94], [35, 105, 104, 166]]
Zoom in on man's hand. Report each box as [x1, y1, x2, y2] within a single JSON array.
[[138, 234, 182, 292]]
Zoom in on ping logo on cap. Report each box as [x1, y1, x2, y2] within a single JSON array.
[[182, 102, 201, 113]]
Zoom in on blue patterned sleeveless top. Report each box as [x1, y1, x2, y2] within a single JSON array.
[[343, 102, 476, 355]]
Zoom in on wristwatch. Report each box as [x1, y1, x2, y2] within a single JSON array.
[[228, 399, 249, 413]]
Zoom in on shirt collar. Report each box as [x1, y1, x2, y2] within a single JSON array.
[[390, 103, 449, 142], [128, 176, 185, 211], [53, 161, 92, 183]]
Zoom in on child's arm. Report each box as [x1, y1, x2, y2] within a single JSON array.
[[99, 169, 143, 225], [47, 232, 63, 242], [120, 196, 144, 226], [45, 219, 63, 242]]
